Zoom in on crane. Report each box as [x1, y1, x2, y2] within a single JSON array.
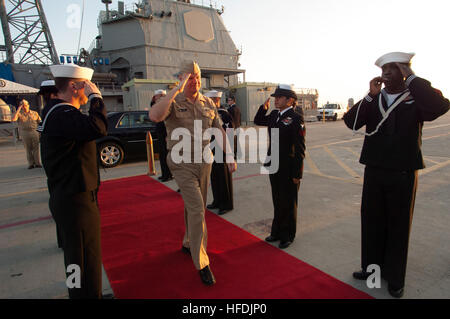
[[0, 0, 59, 65]]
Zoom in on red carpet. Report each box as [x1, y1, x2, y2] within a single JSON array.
[[98, 175, 372, 299]]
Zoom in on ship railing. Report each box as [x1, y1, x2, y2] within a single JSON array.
[[95, 82, 125, 92]]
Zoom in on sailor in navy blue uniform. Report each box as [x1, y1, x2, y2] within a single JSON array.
[[343, 52, 449, 298], [37, 80, 63, 248], [38, 64, 108, 299], [254, 84, 306, 249], [38, 80, 58, 105], [226, 96, 241, 158], [205, 90, 234, 215]]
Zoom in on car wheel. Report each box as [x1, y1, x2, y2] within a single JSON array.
[[99, 142, 124, 168]]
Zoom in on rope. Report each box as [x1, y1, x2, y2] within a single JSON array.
[[76, 0, 86, 56]]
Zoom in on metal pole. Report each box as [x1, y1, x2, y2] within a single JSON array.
[[105, 2, 110, 20], [76, 0, 85, 55]]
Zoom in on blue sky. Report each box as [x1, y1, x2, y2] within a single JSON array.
[[8, 0, 450, 105]]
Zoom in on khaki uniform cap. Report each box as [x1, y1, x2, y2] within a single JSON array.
[[179, 60, 201, 75]]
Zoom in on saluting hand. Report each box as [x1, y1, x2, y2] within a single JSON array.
[[263, 97, 271, 110], [369, 77, 383, 96], [84, 80, 101, 97], [177, 73, 191, 93]]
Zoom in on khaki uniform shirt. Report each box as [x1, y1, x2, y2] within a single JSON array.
[[164, 92, 222, 161], [17, 110, 41, 131]]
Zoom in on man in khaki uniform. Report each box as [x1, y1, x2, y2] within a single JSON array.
[[149, 61, 236, 285], [12, 99, 42, 169]]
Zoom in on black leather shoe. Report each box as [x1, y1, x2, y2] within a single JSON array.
[[158, 176, 164, 180], [352, 270, 372, 280], [28, 165, 34, 169], [388, 284, 404, 298], [265, 235, 279, 242], [207, 203, 218, 209], [34, 164, 42, 168], [218, 209, 230, 215], [199, 266, 216, 286], [181, 246, 191, 255], [279, 241, 292, 249], [160, 176, 173, 182]]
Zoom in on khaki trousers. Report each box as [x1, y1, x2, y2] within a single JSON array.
[[167, 155, 211, 270], [21, 129, 41, 166]]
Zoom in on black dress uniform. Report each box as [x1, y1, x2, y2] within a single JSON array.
[[39, 96, 107, 298], [227, 102, 241, 158], [343, 75, 449, 289], [151, 100, 172, 180], [254, 105, 306, 244], [38, 81, 62, 248], [210, 107, 234, 213], [228, 103, 241, 129]]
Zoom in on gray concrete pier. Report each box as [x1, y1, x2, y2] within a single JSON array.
[[1, 112, 449, 299]]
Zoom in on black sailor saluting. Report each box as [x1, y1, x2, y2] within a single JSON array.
[[254, 84, 306, 249], [344, 52, 449, 298], [38, 64, 108, 299]]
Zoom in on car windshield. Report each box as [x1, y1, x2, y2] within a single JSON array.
[[118, 114, 130, 127], [116, 113, 156, 128], [324, 104, 339, 109]]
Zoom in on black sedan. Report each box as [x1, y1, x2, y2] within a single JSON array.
[[96, 111, 159, 168]]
